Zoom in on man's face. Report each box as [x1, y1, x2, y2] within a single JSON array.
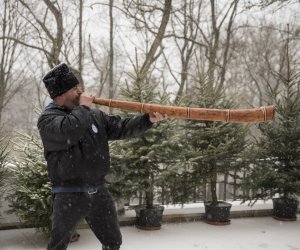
[[61, 85, 82, 110]]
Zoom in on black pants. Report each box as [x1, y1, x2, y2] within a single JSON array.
[[47, 186, 122, 250]]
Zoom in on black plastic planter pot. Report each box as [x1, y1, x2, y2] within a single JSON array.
[[135, 205, 164, 230], [204, 201, 232, 225], [272, 198, 299, 221]]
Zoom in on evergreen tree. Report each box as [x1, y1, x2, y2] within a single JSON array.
[[243, 71, 300, 203], [109, 78, 178, 208], [179, 77, 248, 205], [6, 134, 52, 238]]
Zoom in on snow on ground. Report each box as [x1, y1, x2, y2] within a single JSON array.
[[0, 216, 299, 250]]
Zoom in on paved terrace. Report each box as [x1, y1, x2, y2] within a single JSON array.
[[0, 201, 299, 250]]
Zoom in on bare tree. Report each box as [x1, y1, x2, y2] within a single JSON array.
[[122, 0, 172, 85], [164, 0, 239, 102], [87, 0, 116, 102], [0, 0, 27, 128], [205, 0, 239, 91], [246, 0, 299, 8], [88, 37, 110, 95], [16, 0, 63, 68], [86, 0, 172, 103], [169, 0, 203, 103], [231, 22, 300, 107], [0, 1, 87, 86]]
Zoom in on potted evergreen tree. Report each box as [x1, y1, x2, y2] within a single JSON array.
[[110, 79, 177, 230], [243, 71, 300, 220], [180, 80, 248, 225]]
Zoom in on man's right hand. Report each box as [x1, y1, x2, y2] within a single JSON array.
[[80, 92, 95, 107]]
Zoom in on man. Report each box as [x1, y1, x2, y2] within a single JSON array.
[[38, 63, 166, 250]]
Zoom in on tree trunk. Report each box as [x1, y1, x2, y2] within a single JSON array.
[[210, 173, 218, 204], [136, 0, 172, 85], [43, 0, 63, 67], [78, 0, 84, 87], [109, 0, 114, 114], [219, 0, 238, 89], [145, 190, 154, 209]]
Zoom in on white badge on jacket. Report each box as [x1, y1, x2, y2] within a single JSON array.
[[92, 124, 98, 133]]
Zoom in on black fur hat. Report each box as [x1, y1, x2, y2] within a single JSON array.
[[43, 63, 79, 98]]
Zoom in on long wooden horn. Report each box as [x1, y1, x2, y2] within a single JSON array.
[[93, 98, 275, 123]]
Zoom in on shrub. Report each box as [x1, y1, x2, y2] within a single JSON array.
[[6, 134, 52, 238]]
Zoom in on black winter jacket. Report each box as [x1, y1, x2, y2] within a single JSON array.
[[37, 102, 153, 188]]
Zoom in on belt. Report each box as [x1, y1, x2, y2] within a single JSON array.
[[51, 184, 105, 194]]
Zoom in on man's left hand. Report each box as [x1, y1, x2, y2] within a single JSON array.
[[149, 112, 168, 123]]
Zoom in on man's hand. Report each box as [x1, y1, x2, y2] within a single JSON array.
[[149, 112, 168, 123], [80, 92, 95, 107]]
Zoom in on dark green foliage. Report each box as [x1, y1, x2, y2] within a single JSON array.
[[109, 78, 179, 208], [178, 79, 248, 204], [6, 134, 52, 238], [242, 72, 300, 204], [159, 169, 206, 205]]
